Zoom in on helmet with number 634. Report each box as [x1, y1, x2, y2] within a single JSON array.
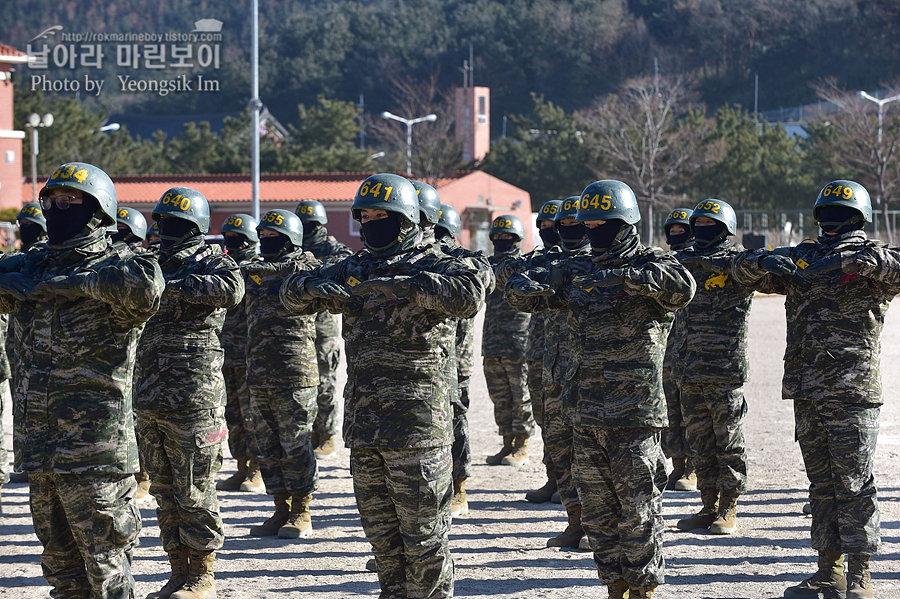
[[537, 200, 562, 225], [221, 213, 260, 243], [690, 199, 736, 235], [257, 209, 303, 246], [40, 162, 117, 226], [17, 202, 47, 231], [437, 204, 461, 238], [575, 180, 640, 224], [489, 214, 525, 241], [294, 200, 328, 224], [352, 173, 419, 224], [152, 187, 210, 233], [813, 180, 872, 223], [115, 206, 148, 240]]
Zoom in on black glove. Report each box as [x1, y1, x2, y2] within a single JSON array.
[[680, 256, 728, 273], [506, 273, 554, 297], [306, 278, 350, 301], [759, 255, 797, 276], [0, 272, 36, 301], [350, 276, 412, 300], [573, 268, 626, 290], [801, 251, 875, 276]]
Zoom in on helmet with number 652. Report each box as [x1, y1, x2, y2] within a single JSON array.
[[411, 180, 441, 225], [221, 213, 259, 243], [489, 214, 525, 241], [536, 200, 562, 225], [437, 204, 461, 238], [294, 200, 328, 225], [575, 180, 640, 224], [257, 209, 303, 246], [17, 202, 47, 231], [116, 206, 148, 240], [152, 187, 210, 233], [813, 180, 872, 223], [40, 162, 117, 226], [690, 199, 736, 235], [351, 173, 419, 224]]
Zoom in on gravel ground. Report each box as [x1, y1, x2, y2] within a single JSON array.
[[2, 294, 899, 598]]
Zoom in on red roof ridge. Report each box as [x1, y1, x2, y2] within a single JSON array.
[[0, 44, 27, 58]]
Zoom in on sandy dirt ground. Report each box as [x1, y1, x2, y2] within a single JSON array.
[[2, 295, 899, 598]]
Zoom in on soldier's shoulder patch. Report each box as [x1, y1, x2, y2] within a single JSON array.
[[705, 272, 729, 290], [347, 276, 361, 287], [250, 274, 262, 286], [796, 258, 809, 270]]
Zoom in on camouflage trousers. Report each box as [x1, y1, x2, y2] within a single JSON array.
[[352, 445, 454, 599], [314, 333, 342, 439], [249, 385, 319, 497], [136, 408, 226, 552], [0, 379, 9, 484], [223, 365, 258, 458], [661, 368, 688, 459], [483, 355, 535, 437], [545, 384, 578, 508], [30, 472, 140, 599], [573, 426, 666, 588], [794, 400, 881, 555], [680, 382, 748, 494], [451, 376, 472, 480], [526, 359, 550, 465]]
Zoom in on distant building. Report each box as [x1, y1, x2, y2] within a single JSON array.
[[455, 86, 490, 163], [0, 44, 28, 211]]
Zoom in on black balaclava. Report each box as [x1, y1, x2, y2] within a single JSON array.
[[110, 228, 132, 243], [666, 228, 691, 250], [158, 217, 199, 249], [557, 223, 586, 250], [586, 219, 625, 252], [435, 226, 453, 241], [491, 237, 516, 253], [692, 221, 727, 249], [302, 221, 321, 240], [360, 211, 403, 251], [224, 235, 246, 250], [260, 233, 290, 258], [19, 223, 44, 248], [539, 226, 561, 247], [46, 196, 102, 246], [817, 205, 864, 236]]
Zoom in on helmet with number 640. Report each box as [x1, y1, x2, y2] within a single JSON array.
[[152, 187, 210, 233], [575, 180, 640, 224]]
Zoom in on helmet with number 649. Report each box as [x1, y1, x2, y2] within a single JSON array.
[[257, 209, 303, 246], [575, 180, 640, 223], [152, 187, 210, 233], [813, 180, 872, 223]]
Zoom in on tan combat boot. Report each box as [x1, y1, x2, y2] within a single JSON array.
[[486, 435, 514, 465], [314, 435, 337, 460], [450, 478, 469, 517], [847, 554, 874, 599], [239, 458, 264, 492], [607, 579, 630, 598], [676, 489, 719, 531], [628, 585, 657, 598], [525, 464, 557, 503], [675, 459, 697, 491], [278, 494, 313, 538], [502, 435, 530, 466], [146, 546, 190, 599], [170, 549, 215, 599], [784, 550, 846, 599], [709, 490, 739, 535], [249, 492, 291, 536], [665, 456, 686, 491], [547, 503, 584, 548], [215, 456, 248, 491]]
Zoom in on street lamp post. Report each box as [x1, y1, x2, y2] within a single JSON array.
[[25, 112, 54, 203], [857, 90, 900, 146], [380, 111, 437, 175]]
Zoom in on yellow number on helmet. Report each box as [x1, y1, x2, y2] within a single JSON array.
[[360, 182, 371, 196], [179, 197, 191, 211], [600, 196, 612, 210]]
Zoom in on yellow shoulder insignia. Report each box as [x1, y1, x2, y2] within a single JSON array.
[[796, 258, 809, 270], [250, 274, 262, 286], [347, 276, 361, 287], [705, 272, 729, 290]]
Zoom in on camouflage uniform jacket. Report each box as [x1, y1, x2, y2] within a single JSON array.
[[0, 228, 164, 473], [221, 246, 260, 368], [540, 243, 592, 386], [245, 248, 320, 388], [732, 230, 900, 405], [135, 237, 244, 412], [304, 226, 352, 339], [507, 236, 696, 428], [673, 241, 755, 385], [483, 248, 531, 358], [280, 238, 486, 448]]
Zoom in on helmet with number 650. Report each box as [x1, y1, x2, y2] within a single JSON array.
[[40, 162, 117, 226], [116, 206, 148, 240], [221, 213, 260, 243], [489, 214, 525, 241], [257, 209, 303, 246], [690, 199, 736, 235], [351, 173, 419, 224], [437, 204, 461, 238], [294, 200, 328, 225], [152, 187, 210, 233], [813, 180, 872, 223], [575, 180, 640, 224]]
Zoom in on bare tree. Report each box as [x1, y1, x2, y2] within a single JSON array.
[[813, 78, 900, 243], [577, 74, 718, 242]]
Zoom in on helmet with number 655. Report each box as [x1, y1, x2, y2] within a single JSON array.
[[152, 187, 210, 233], [221, 213, 260, 243], [575, 180, 640, 224], [489, 214, 525, 241], [40, 162, 117, 227], [813, 180, 872, 223], [690, 199, 736, 236], [437, 204, 461, 238], [116, 206, 148, 240], [257, 209, 303, 246], [537, 200, 562, 225], [351, 173, 419, 224]]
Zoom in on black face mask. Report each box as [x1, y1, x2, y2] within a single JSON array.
[[158, 218, 199, 248], [302, 221, 321, 241], [224, 235, 247, 250], [817, 205, 864, 236], [492, 237, 516, 254], [19, 223, 44, 248], [539, 227, 561, 247], [435, 226, 453, 241], [666, 230, 691, 249], [586, 220, 624, 251], [260, 234, 290, 258], [557, 223, 585, 245], [46, 199, 100, 245], [692, 221, 727, 249], [360, 212, 402, 251], [110, 229, 131, 243]]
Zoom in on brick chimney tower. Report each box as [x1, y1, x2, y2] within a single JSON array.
[[0, 44, 28, 210], [455, 86, 490, 163]]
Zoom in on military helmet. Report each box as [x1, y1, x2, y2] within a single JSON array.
[[258, 209, 303, 246], [690, 199, 736, 235], [115, 206, 148, 240], [351, 173, 419, 224], [813, 180, 872, 223], [40, 162, 117, 226], [148, 222, 159, 237], [17, 202, 46, 231], [489, 214, 525, 241], [437, 203, 461, 238], [294, 200, 328, 225], [664, 208, 693, 231], [152, 187, 210, 233], [411, 180, 441, 225], [536, 200, 562, 225], [221, 213, 260, 243], [576, 180, 640, 224], [554, 196, 580, 226]]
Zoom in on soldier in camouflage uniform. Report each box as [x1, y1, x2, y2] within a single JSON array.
[[0, 311, 9, 506], [147, 222, 161, 249], [216, 214, 264, 493], [483, 214, 535, 467], [670, 200, 756, 536], [244, 209, 321, 539], [0, 162, 164, 599], [295, 200, 352, 460], [506, 180, 696, 599], [280, 174, 485, 599], [731, 180, 896, 599], [135, 187, 244, 599]]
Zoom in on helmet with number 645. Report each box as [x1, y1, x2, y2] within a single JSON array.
[[575, 180, 640, 224]]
